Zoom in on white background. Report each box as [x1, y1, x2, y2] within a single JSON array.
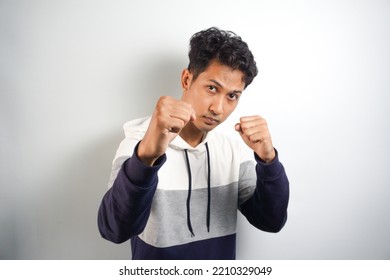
[[1, 0, 389, 259]]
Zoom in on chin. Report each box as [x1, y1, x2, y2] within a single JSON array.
[[197, 122, 219, 133]]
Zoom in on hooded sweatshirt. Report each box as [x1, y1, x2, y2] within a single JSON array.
[[98, 117, 289, 259]]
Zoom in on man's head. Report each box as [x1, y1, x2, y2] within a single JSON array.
[[180, 28, 258, 137], [187, 27, 258, 89]]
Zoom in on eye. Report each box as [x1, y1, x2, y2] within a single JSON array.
[[207, 85, 217, 92], [227, 93, 239, 101]]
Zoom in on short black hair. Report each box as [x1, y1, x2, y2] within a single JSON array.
[[188, 27, 258, 89]]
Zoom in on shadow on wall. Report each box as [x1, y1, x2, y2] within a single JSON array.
[[1, 131, 126, 259], [121, 52, 187, 117], [1, 54, 188, 260], [41, 55, 188, 259]]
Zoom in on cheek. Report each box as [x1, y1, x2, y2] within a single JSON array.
[[223, 102, 238, 116], [192, 95, 212, 113]]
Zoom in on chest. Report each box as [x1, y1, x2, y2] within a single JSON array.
[[157, 142, 240, 191]]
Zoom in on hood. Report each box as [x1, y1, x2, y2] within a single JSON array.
[[123, 116, 150, 139]]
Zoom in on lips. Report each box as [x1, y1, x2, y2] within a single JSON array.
[[203, 116, 220, 125]]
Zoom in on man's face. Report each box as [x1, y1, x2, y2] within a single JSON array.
[[181, 60, 245, 133]]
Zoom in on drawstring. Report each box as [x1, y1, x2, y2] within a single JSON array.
[[184, 143, 211, 237], [205, 142, 211, 232], [184, 149, 195, 237]]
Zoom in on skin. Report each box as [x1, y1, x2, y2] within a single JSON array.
[[137, 59, 276, 166]]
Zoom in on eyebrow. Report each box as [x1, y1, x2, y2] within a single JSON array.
[[209, 79, 243, 94]]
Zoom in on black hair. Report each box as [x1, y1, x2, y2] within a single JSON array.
[[188, 27, 258, 89]]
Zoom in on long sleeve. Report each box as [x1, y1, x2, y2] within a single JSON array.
[[97, 143, 166, 244], [239, 150, 289, 233]]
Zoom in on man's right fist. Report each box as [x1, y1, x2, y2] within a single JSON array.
[[137, 96, 196, 166]]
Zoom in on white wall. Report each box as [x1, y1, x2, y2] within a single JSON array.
[[1, 0, 389, 259]]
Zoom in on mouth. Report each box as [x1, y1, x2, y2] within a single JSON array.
[[203, 116, 220, 125]]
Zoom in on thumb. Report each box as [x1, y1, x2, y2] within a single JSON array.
[[235, 123, 242, 134], [190, 108, 196, 122]]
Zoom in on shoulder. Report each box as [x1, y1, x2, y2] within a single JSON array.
[[112, 116, 151, 167], [123, 116, 151, 139]]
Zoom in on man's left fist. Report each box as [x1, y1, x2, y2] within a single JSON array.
[[235, 115, 276, 163]]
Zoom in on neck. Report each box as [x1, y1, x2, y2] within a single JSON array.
[[179, 122, 205, 148]]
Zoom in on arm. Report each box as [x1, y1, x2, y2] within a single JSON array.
[[97, 143, 166, 244], [98, 96, 194, 243], [236, 115, 289, 232], [239, 151, 289, 232]]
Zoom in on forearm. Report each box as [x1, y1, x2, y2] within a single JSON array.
[[240, 150, 290, 232], [97, 143, 166, 243]]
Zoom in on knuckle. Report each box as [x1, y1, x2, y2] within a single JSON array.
[[184, 103, 193, 112], [157, 96, 167, 105]]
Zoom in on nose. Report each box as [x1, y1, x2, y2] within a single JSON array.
[[209, 96, 224, 115]]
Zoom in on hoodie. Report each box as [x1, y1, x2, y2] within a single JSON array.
[[98, 117, 289, 259]]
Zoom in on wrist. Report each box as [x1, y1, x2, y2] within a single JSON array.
[[137, 140, 161, 166], [255, 148, 276, 164]]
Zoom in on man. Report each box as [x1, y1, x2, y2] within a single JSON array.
[[98, 27, 289, 259]]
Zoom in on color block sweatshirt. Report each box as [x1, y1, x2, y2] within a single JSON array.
[[98, 117, 289, 259]]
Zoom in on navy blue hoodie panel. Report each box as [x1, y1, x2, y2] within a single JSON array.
[[131, 234, 236, 260], [239, 151, 289, 233]]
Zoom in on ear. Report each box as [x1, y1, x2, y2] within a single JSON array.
[[181, 68, 193, 91]]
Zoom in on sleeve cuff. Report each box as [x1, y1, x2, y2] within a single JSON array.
[[122, 141, 167, 187], [254, 148, 284, 179]]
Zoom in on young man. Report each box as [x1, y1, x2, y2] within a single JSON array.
[[98, 27, 289, 259]]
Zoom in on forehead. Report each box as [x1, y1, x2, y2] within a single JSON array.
[[196, 60, 245, 90]]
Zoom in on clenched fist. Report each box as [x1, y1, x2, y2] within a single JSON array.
[[235, 115, 276, 163], [138, 96, 196, 166]]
